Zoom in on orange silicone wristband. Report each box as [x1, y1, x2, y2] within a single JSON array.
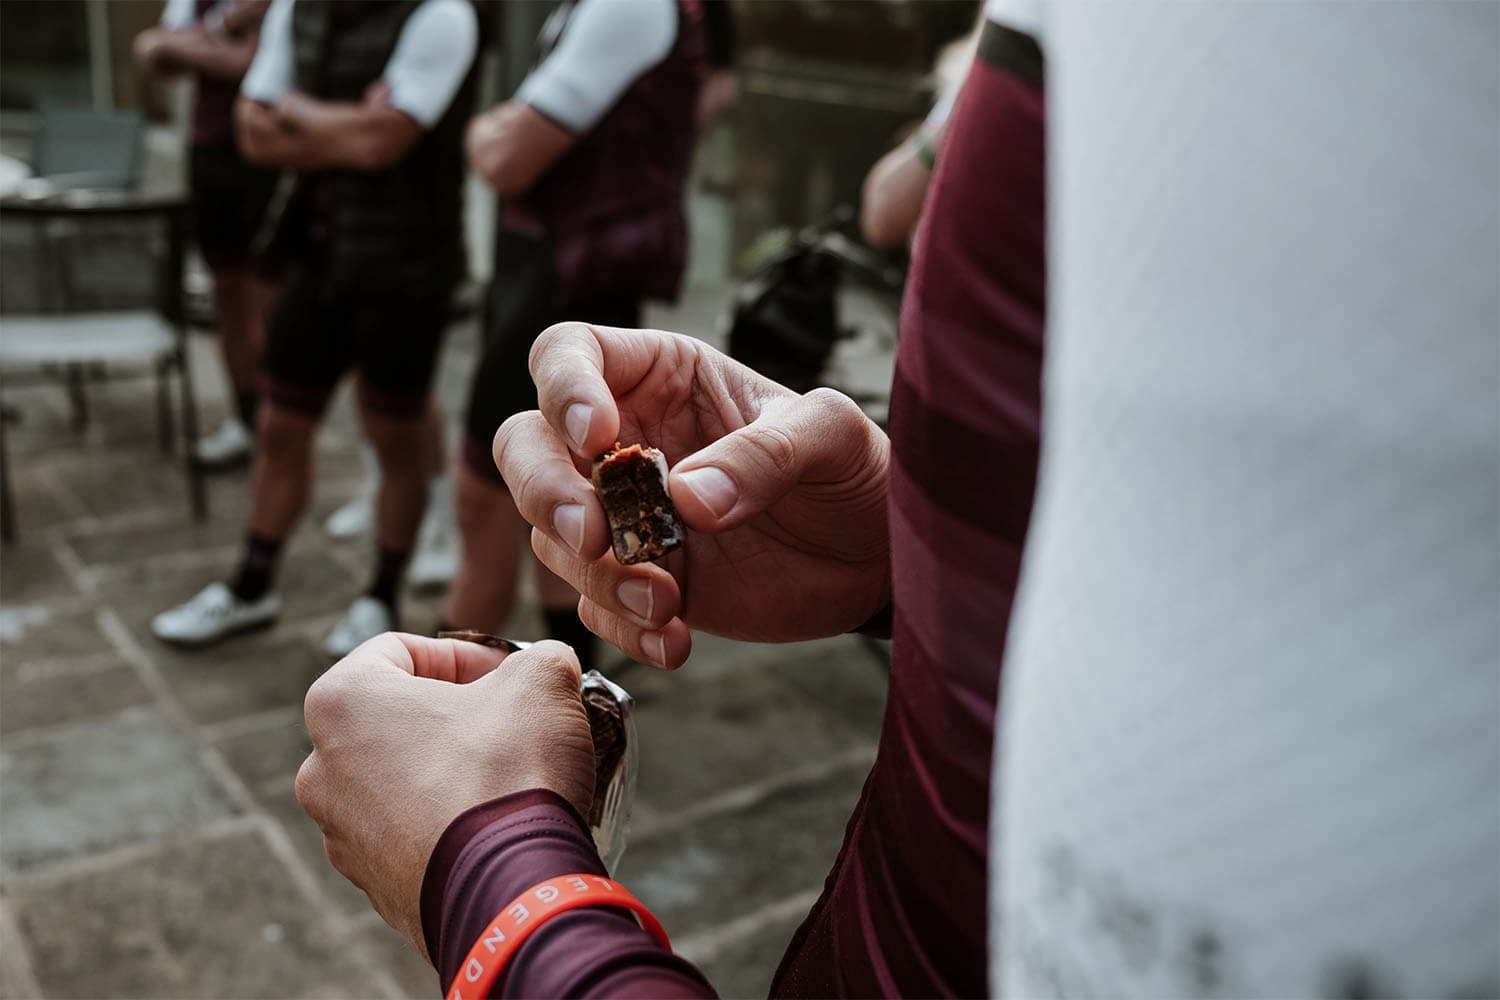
[[445, 874, 670, 1000]]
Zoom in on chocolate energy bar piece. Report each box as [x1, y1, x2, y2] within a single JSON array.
[[436, 631, 530, 653], [591, 443, 685, 565]]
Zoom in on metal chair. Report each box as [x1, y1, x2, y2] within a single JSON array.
[[32, 107, 145, 192], [0, 192, 205, 542]]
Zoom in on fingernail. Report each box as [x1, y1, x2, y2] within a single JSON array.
[[642, 630, 668, 668], [618, 578, 653, 620], [552, 503, 586, 554], [676, 466, 738, 519], [564, 403, 592, 453]]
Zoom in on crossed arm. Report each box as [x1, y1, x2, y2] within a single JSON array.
[[133, 1, 271, 83], [235, 86, 424, 173], [463, 102, 576, 197]]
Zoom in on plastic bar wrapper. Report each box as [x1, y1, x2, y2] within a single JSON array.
[[438, 631, 638, 872]]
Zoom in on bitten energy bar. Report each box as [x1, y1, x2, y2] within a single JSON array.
[[591, 443, 685, 565]]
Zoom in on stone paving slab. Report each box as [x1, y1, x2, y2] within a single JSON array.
[[4, 827, 384, 999], [691, 901, 811, 1000], [61, 510, 251, 570], [0, 605, 110, 664], [206, 711, 311, 793], [356, 921, 442, 999], [259, 783, 374, 920], [762, 637, 890, 735], [0, 706, 237, 872], [0, 472, 81, 537], [623, 758, 868, 937], [148, 633, 333, 727], [629, 660, 873, 813], [0, 653, 152, 738], [0, 546, 80, 606]]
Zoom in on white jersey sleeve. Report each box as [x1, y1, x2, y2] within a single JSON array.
[[381, 0, 478, 129], [983, 0, 1043, 38], [238, 0, 294, 103], [160, 0, 197, 31], [515, 0, 677, 135]]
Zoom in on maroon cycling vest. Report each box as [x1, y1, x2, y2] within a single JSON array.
[[501, 0, 707, 303], [189, 0, 238, 148]]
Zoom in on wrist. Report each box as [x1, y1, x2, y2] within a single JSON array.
[[913, 130, 939, 171], [422, 789, 600, 978]]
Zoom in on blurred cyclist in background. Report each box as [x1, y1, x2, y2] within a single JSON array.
[[134, 0, 277, 469], [151, 0, 479, 657], [438, 0, 707, 668]]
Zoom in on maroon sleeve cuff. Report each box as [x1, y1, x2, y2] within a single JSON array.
[[421, 789, 716, 998]]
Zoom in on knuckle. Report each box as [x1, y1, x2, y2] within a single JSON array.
[[303, 669, 353, 737], [508, 462, 552, 518], [805, 386, 862, 425], [527, 639, 584, 685], [528, 321, 588, 377], [293, 754, 321, 813], [746, 422, 800, 480]]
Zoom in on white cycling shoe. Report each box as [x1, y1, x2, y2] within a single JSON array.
[[193, 418, 253, 468], [325, 445, 379, 539], [323, 596, 394, 659], [152, 582, 280, 647]]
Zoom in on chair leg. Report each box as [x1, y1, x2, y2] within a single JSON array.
[[156, 358, 175, 453], [1, 389, 16, 544], [67, 364, 88, 433], [175, 348, 207, 522]]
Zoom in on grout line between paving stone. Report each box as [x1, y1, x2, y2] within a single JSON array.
[[672, 887, 822, 967], [91, 596, 412, 999], [0, 893, 47, 999], [85, 544, 241, 584], [35, 462, 94, 528], [10, 649, 121, 682], [630, 743, 878, 844], [45, 502, 203, 542], [46, 535, 100, 594], [197, 703, 305, 743]]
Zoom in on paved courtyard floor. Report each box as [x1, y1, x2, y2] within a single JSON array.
[[0, 285, 894, 999]]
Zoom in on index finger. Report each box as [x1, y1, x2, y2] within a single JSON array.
[[345, 631, 514, 684], [528, 322, 658, 458]]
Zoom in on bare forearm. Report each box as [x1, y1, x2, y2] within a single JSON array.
[[465, 103, 575, 197], [236, 99, 319, 169], [237, 95, 419, 172], [861, 136, 936, 250], [221, 0, 272, 36], [147, 27, 259, 82]]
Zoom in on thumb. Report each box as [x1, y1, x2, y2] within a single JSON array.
[[669, 388, 874, 532]]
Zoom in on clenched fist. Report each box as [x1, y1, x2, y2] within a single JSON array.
[[295, 634, 595, 959]]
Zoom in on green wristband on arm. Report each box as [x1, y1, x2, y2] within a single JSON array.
[[914, 132, 938, 171]]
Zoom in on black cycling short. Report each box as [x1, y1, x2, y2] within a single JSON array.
[[462, 285, 641, 486], [261, 251, 451, 421], [188, 142, 278, 271]]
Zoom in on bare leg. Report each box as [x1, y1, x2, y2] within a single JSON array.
[[442, 463, 526, 632], [361, 405, 431, 554], [210, 268, 270, 411], [247, 403, 318, 538], [423, 397, 448, 481]]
